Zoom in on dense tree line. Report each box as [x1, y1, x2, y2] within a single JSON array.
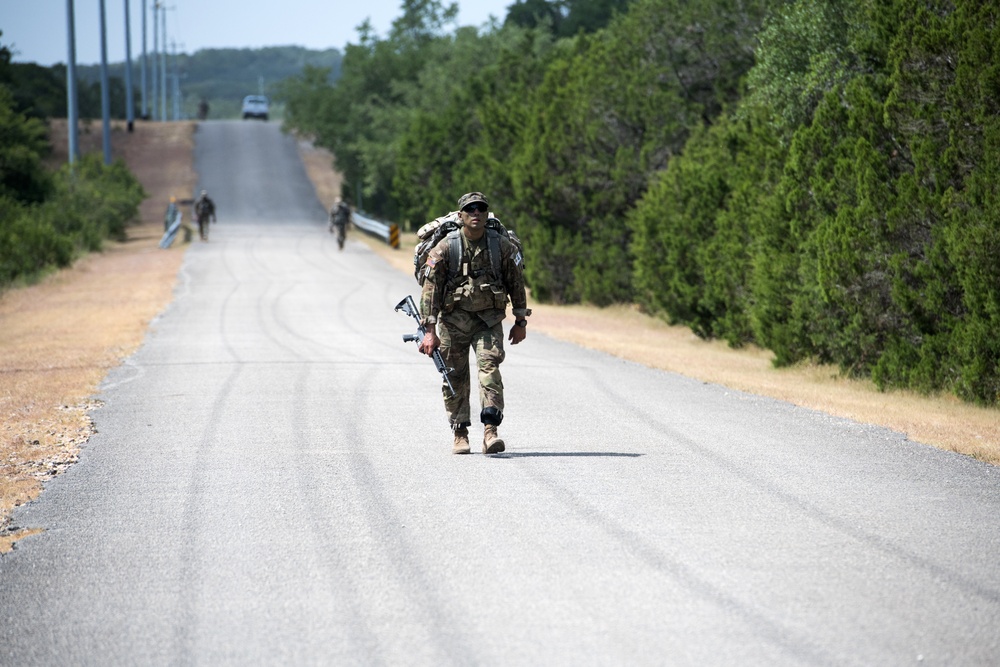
[[265, 1, 1000, 406], [0, 35, 146, 288]]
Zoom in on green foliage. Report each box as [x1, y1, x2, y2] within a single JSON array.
[[505, 0, 637, 37], [873, 0, 1000, 404], [519, 222, 585, 303], [279, 0, 466, 217], [0, 84, 52, 204], [7, 62, 65, 119], [0, 196, 73, 285], [276, 0, 1000, 405], [390, 22, 562, 230], [631, 110, 783, 342], [740, 0, 1000, 405], [0, 153, 146, 288], [509, 0, 770, 304], [52, 154, 147, 248], [741, 0, 866, 140]]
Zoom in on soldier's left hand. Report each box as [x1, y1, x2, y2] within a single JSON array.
[[508, 322, 527, 345]]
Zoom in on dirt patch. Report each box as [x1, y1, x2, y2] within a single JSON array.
[[1, 120, 197, 553], [296, 137, 343, 212]]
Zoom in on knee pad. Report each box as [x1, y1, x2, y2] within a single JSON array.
[[480, 407, 503, 426]]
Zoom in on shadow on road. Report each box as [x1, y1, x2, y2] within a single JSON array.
[[489, 452, 643, 458]]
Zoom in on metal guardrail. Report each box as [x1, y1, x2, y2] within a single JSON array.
[[352, 210, 400, 249], [158, 203, 183, 248]]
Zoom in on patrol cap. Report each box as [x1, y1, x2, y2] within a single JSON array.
[[457, 192, 488, 210]]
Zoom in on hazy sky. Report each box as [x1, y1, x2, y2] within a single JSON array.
[[3, 0, 514, 66]]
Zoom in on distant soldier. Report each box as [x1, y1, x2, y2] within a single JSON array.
[[197, 99, 210, 120], [328, 198, 351, 250], [193, 190, 216, 241]]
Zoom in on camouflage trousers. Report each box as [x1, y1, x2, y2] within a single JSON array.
[[438, 317, 506, 427]]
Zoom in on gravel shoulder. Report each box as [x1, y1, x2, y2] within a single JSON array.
[[1, 121, 996, 553]]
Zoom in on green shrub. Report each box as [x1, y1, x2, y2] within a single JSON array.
[[0, 197, 74, 285]]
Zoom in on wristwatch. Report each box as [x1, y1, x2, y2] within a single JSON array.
[[515, 319, 528, 328]]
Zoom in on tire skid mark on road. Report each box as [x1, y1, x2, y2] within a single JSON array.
[[294, 227, 352, 277], [281, 361, 385, 658], [289, 367, 479, 665], [268, 280, 339, 358], [316, 223, 362, 268], [266, 267, 373, 359], [306, 232, 407, 354], [582, 366, 1000, 608], [172, 362, 245, 663], [255, 279, 306, 362], [495, 363, 833, 663], [513, 456, 836, 666], [248, 231, 280, 280], [337, 281, 408, 356], [218, 280, 246, 364], [342, 370, 482, 665], [218, 225, 245, 284]]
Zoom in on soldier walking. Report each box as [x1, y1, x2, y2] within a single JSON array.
[[417, 192, 530, 454], [194, 190, 216, 241], [328, 198, 351, 249]]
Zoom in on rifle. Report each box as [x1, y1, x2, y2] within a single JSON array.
[[395, 295, 456, 396]]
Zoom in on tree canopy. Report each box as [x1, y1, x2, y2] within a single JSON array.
[[276, 0, 1000, 405]]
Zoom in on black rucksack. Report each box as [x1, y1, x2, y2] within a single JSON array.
[[413, 211, 524, 286]]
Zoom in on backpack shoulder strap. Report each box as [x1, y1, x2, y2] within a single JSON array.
[[486, 228, 502, 281], [447, 229, 463, 279], [445, 228, 502, 281]]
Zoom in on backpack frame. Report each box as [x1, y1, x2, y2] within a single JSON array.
[[413, 211, 523, 286]]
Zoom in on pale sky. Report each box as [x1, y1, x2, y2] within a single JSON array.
[[2, 0, 514, 66]]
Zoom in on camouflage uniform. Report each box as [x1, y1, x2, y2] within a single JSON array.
[[329, 200, 350, 249], [194, 191, 216, 241], [419, 193, 530, 436]]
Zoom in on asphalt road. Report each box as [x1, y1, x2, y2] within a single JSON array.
[[2, 120, 999, 666]]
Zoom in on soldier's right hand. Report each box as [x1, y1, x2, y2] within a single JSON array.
[[418, 331, 440, 357]]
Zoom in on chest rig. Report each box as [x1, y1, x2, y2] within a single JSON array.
[[443, 229, 507, 313]]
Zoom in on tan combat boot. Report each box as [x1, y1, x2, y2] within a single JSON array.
[[453, 426, 471, 455], [483, 425, 505, 454]]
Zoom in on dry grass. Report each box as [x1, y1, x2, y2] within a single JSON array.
[[295, 135, 343, 211], [0, 120, 196, 553]]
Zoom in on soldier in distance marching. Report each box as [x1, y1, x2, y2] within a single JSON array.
[[193, 190, 216, 241]]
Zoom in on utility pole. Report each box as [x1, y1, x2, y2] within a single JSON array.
[[160, 3, 168, 122], [152, 1, 158, 120], [99, 0, 112, 164], [141, 0, 147, 119], [65, 0, 79, 164], [124, 0, 135, 132], [171, 41, 180, 120]]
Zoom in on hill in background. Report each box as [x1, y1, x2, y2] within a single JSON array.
[[9, 45, 342, 121]]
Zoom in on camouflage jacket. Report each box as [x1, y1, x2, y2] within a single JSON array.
[[419, 228, 529, 330], [194, 196, 215, 220], [330, 202, 350, 226]]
